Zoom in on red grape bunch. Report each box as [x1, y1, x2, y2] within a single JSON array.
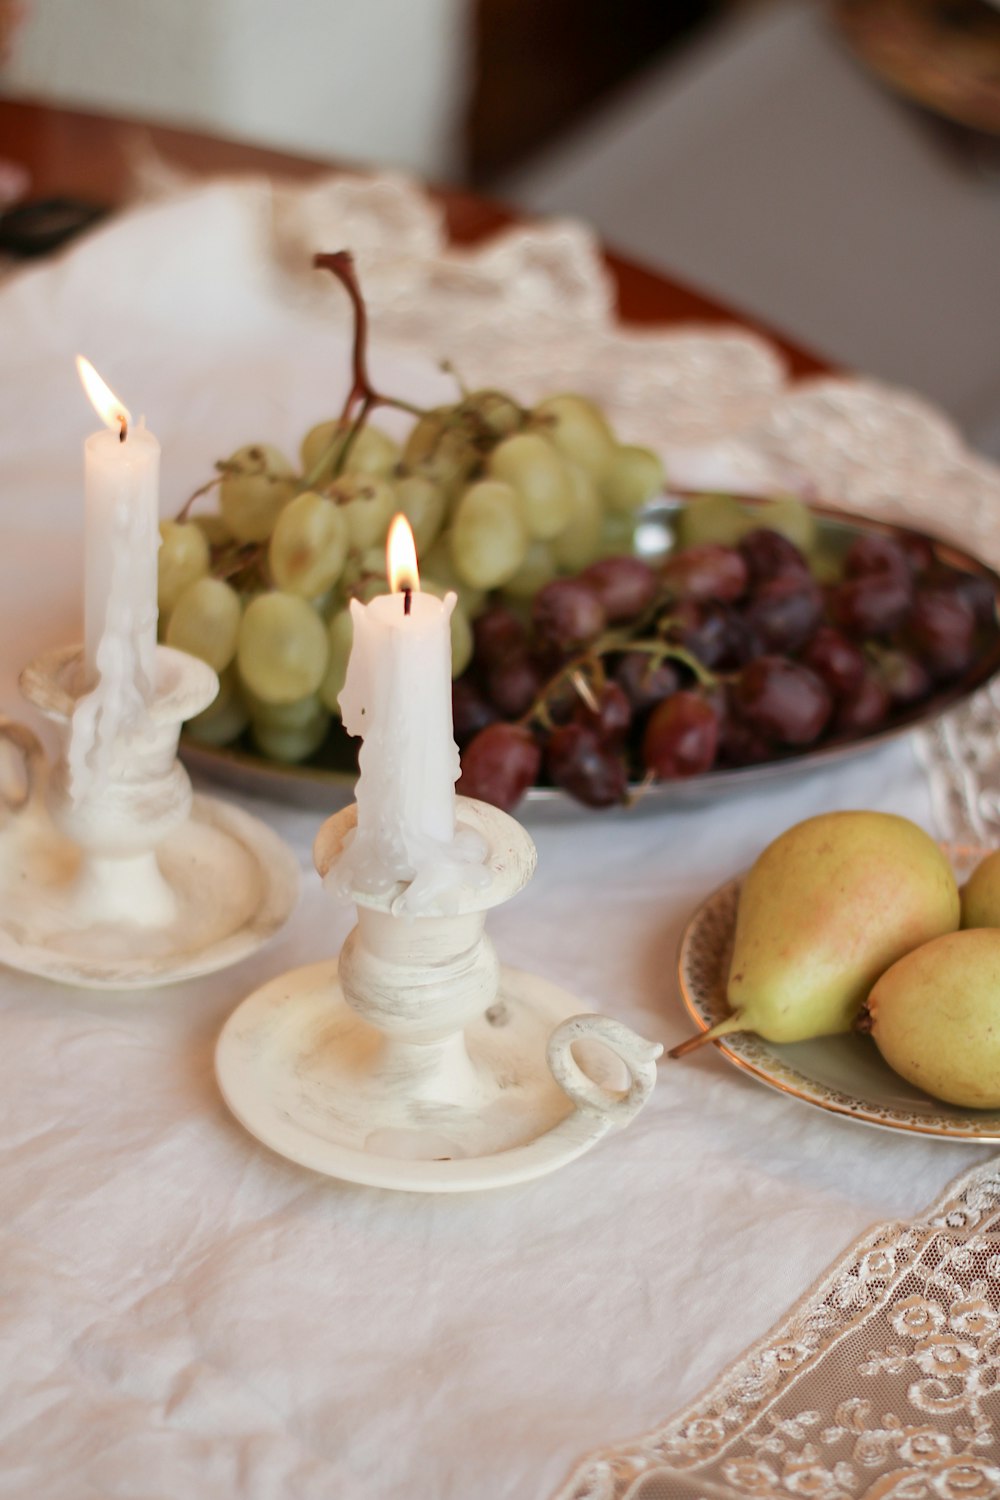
[[456, 501, 991, 813]]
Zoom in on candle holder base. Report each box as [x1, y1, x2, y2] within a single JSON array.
[[0, 641, 299, 990], [216, 958, 659, 1193], [216, 796, 662, 1192], [0, 783, 299, 990]]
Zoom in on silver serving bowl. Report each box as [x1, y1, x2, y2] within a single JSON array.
[[181, 495, 1000, 818]]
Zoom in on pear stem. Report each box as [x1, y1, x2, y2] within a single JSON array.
[[667, 1030, 717, 1060], [667, 1012, 745, 1060]]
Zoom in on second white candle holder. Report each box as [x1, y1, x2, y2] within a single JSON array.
[[0, 642, 299, 989], [216, 796, 662, 1192]]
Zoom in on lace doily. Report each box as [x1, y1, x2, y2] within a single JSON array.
[[917, 678, 1000, 849], [128, 154, 787, 448], [554, 1159, 1000, 1500], [127, 156, 1000, 506]]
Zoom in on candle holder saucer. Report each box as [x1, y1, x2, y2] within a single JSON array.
[[216, 797, 662, 1192], [0, 643, 299, 990]]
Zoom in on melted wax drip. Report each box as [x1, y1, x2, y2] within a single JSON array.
[[67, 493, 157, 803]]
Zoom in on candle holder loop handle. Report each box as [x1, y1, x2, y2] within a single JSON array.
[[0, 716, 46, 816], [547, 1015, 663, 1127]]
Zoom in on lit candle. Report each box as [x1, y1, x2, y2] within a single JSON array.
[[76, 356, 160, 691], [336, 515, 483, 909]]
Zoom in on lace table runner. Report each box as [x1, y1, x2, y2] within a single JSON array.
[[555, 1159, 1000, 1500]]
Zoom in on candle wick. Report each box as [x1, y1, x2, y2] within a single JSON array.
[[403, 588, 412, 617], [118, 415, 128, 444]]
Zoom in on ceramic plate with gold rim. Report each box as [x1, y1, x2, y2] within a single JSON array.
[[675, 843, 1000, 1141]]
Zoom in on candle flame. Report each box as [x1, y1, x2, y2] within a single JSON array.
[[387, 513, 420, 595], [76, 355, 131, 436]]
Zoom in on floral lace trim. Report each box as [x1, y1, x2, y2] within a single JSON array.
[[554, 1160, 1000, 1500], [916, 682, 1000, 848]]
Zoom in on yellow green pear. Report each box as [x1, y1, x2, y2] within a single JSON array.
[[960, 849, 1000, 929], [865, 928, 1000, 1108], [671, 812, 959, 1057]]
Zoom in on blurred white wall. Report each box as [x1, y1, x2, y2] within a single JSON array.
[[3, 0, 470, 176]]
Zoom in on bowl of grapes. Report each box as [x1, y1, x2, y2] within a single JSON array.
[[166, 255, 1000, 818]]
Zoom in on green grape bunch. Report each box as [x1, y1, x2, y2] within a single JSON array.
[[158, 251, 666, 765]]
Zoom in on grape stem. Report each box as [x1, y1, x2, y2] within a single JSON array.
[[314, 251, 373, 423], [520, 634, 718, 732], [622, 638, 717, 688], [626, 770, 657, 809], [309, 251, 427, 485], [568, 667, 600, 714], [175, 452, 286, 523], [213, 539, 270, 590], [440, 359, 469, 398], [519, 652, 603, 732], [175, 472, 223, 522]]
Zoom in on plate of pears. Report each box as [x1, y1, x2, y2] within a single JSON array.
[[673, 810, 1000, 1139]]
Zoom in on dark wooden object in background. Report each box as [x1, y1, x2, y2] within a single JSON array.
[[470, 0, 722, 180]]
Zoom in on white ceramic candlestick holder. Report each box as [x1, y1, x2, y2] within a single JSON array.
[[0, 642, 299, 989], [216, 796, 662, 1192]]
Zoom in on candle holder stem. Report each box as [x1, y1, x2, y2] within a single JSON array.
[[69, 850, 179, 928]]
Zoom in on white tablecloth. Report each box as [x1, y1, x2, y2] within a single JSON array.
[[0, 184, 991, 1500]]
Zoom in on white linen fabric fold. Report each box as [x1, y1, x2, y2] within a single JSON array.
[[0, 184, 991, 1500]]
